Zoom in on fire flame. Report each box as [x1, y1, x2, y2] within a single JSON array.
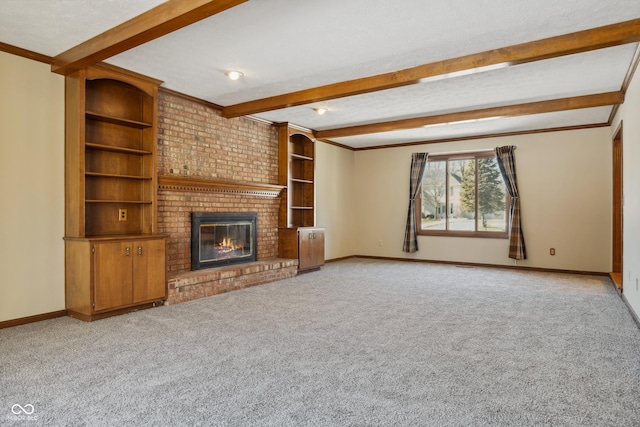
[[218, 237, 245, 255]]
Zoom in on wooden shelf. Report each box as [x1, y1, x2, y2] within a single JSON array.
[[86, 111, 152, 129], [85, 142, 152, 155], [291, 206, 314, 210], [86, 172, 152, 180], [86, 200, 153, 204], [290, 153, 314, 161], [291, 178, 314, 184]]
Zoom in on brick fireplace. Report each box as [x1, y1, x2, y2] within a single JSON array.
[[156, 90, 298, 304]]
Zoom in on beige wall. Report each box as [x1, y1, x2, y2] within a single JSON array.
[[612, 66, 640, 319], [0, 52, 65, 322], [316, 141, 357, 260], [353, 127, 612, 272]]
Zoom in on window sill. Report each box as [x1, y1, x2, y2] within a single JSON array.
[[418, 230, 508, 239]]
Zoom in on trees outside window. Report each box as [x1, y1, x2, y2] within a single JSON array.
[[418, 151, 508, 238]]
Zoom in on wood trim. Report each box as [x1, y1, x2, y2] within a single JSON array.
[[353, 255, 609, 277], [0, 41, 53, 64], [353, 123, 610, 151], [0, 310, 67, 329], [51, 0, 248, 75], [286, 123, 316, 137], [326, 255, 357, 263], [221, 18, 640, 118], [316, 92, 623, 139], [612, 123, 624, 284], [610, 272, 623, 290], [417, 230, 508, 239], [158, 175, 285, 197], [67, 301, 163, 322], [317, 138, 356, 151], [159, 86, 224, 111], [275, 122, 315, 139], [91, 62, 163, 87]]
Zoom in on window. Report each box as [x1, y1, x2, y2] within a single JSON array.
[[417, 151, 509, 238]]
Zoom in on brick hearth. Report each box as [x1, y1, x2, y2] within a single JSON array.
[[166, 258, 298, 305]]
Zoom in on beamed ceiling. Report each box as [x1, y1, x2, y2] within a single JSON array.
[[1, 0, 640, 149]]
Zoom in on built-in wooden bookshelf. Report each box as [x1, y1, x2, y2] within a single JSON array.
[[64, 65, 167, 321], [277, 124, 324, 271], [278, 125, 316, 227]]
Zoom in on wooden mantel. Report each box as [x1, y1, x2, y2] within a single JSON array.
[[158, 175, 285, 198]]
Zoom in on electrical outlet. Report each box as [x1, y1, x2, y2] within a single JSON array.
[[118, 208, 127, 222], [549, 248, 555, 256], [378, 240, 383, 247]]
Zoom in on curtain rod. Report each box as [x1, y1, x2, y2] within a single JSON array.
[[425, 146, 516, 156]]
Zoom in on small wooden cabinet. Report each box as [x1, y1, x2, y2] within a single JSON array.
[[279, 227, 325, 272], [66, 236, 167, 321], [64, 64, 167, 320]]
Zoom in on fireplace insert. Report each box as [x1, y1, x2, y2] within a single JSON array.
[[191, 212, 257, 270]]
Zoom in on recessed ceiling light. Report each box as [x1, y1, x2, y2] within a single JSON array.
[[314, 107, 328, 115], [225, 70, 244, 81]]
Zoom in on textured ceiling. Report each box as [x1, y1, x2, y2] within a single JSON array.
[[1, 0, 639, 148], [0, 0, 167, 56]]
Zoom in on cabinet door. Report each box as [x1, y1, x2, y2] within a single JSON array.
[[298, 229, 314, 270], [132, 239, 166, 303], [93, 241, 133, 311], [298, 228, 325, 271], [311, 229, 325, 268]]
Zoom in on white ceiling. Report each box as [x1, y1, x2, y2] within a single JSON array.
[[1, 0, 639, 149]]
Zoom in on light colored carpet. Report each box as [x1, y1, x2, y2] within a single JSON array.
[[1, 258, 639, 426]]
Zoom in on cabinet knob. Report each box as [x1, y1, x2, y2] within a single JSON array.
[[138, 246, 142, 256], [126, 247, 130, 257]]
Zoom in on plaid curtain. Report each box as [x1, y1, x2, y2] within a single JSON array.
[[495, 146, 526, 260], [402, 153, 429, 253]]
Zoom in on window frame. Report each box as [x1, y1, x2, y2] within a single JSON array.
[[416, 150, 510, 239]]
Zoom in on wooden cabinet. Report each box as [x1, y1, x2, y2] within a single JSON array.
[[64, 64, 167, 320], [298, 228, 325, 271], [66, 236, 167, 321], [277, 124, 324, 271], [279, 227, 325, 272]]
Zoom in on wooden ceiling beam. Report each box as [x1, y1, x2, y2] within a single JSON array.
[[222, 18, 640, 118], [314, 92, 624, 139], [51, 0, 248, 75]]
